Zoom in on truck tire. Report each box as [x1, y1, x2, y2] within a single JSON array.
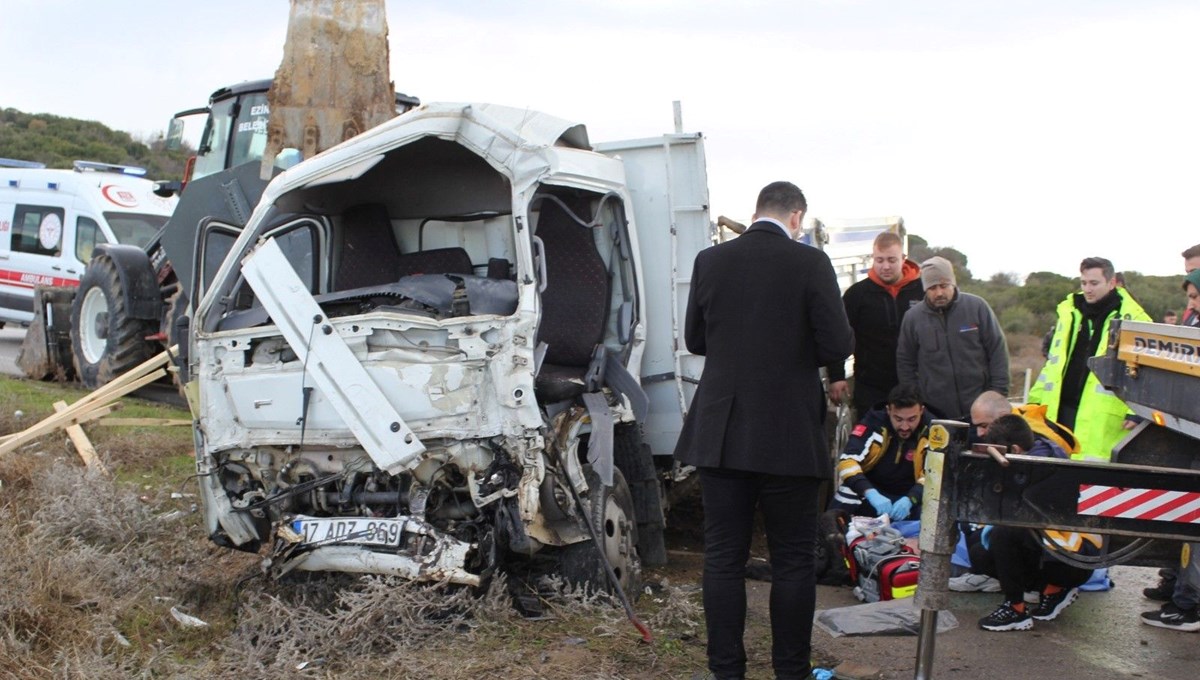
[[614, 423, 668, 567], [70, 253, 155, 389], [558, 467, 642, 600]]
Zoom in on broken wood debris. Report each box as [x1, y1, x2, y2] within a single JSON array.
[[54, 400, 111, 477], [0, 350, 175, 469], [98, 418, 192, 428]]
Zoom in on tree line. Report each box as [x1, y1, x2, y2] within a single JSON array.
[[0, 107, 191, 180], [909, 234, 1183, 337]]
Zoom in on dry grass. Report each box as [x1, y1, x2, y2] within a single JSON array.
[[1007, 332, 1047, 400], [0, 378, 712, 679]]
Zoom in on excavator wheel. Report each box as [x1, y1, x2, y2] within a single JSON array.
[[70, 253, 155, 389]]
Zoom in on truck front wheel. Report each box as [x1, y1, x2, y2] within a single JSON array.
[[70, 254, 155, 389], [557, 467, 642, 600]]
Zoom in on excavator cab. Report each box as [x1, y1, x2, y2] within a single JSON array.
[[166, 81, 421, 188]]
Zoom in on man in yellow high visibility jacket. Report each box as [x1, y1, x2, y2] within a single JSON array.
[[1029, 257, 1150, 461]]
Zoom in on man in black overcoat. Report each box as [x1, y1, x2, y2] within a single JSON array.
[[674, 181, 853, 679]]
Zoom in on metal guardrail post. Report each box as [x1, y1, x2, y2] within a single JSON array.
[[913, 419, 968, 680]]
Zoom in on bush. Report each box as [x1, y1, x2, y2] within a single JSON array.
[[999, 305, 1038, 335]]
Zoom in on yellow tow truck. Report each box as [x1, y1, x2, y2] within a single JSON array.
[[912, 319, 1200, 678]]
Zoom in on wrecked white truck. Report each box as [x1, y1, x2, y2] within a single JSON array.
[[170, 103, 712, 598]]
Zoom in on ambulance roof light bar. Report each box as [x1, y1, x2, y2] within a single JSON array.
[[72, 160, 147, 177], [0, 158, 47, 169]]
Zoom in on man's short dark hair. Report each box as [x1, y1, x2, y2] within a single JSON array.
[[755, 181, 807, 216], [983, 414, 1035, 452], [1183, 244, 1200, 260], [887, 384, 923, 410], [1080, 257, 1115, 281]]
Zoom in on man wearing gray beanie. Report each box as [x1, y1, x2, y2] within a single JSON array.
[[896, 256, 1009, 421], [920, 257, 957, 291]]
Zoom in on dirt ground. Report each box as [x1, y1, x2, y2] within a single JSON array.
[[3, 380, 1199, 680]]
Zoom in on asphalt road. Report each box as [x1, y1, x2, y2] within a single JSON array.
[[0, 326, 24, 377], [660, 549, 1200, 680]]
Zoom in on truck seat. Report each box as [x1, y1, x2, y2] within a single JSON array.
[[394, 247, 474, 277], [533, 199, 609, 401], [335, 203, 402, 290]]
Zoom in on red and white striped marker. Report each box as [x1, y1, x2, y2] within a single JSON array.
[[1077, 485, 1200, 524]]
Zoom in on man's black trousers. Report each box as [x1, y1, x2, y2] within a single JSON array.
[[990, 525, 1094, 603], [700, 467, 821, 680]]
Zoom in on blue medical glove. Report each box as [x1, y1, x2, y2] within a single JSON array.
[[890, 496, 914, 521], [812, 669, 834, 680], [980, 525, 994, 550], [863, 488, 893, 517]]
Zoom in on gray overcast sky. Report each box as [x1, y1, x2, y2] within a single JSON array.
[[3, 0, 1198, 280]]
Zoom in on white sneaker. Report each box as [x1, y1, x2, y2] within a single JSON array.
[[949, 573, 1002, 592]]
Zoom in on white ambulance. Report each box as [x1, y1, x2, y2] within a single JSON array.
[[0, 159, 177, 328]]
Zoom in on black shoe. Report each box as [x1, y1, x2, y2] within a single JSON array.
[[979, 601, 1033, 631], [690, 671, 744, 680], [1144, 577, 1177, 602], [1141, 602, 1200, 632], [1031, 587, 1079, 621]]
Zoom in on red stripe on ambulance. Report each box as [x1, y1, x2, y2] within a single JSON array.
[[0, 268, 79, 289]]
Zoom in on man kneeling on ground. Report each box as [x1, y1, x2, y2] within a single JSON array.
[[976, 415, 1099, 632], [831, 384, 930, 522]]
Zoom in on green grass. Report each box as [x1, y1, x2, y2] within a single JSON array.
[[0, 374, 191, 429]]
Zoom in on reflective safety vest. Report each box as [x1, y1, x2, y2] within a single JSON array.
[[1014, 403, 1080, 456], [1042, 529, 1103, 553], [1029, 288, 1150, 461]]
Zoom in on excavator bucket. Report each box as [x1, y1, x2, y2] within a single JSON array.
[[263, 0, 397, 179], [17, 286, 75, 381]]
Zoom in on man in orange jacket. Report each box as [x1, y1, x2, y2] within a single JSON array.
[[827, 232, 924, 418]]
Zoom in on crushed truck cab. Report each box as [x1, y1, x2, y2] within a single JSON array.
[[185, 103, 710, 594]]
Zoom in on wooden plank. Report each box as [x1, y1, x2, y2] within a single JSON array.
[[99, 418, 192, 428], [0, 386, 140, 458], [0, 349, 173, 458], [54, 401, 109, 477], [0, 404, 117, 455], [68, 349, 173, 413]]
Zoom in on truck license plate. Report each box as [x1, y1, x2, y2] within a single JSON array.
[[292, 517, 405, 547]]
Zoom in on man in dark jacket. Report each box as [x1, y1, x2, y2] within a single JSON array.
[[827, 231, 924, 418], [831, 384, 930, 521], [976, 415, 1098, 632], [674, 181, 852, 680], [896, 256, 1009, 421]]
